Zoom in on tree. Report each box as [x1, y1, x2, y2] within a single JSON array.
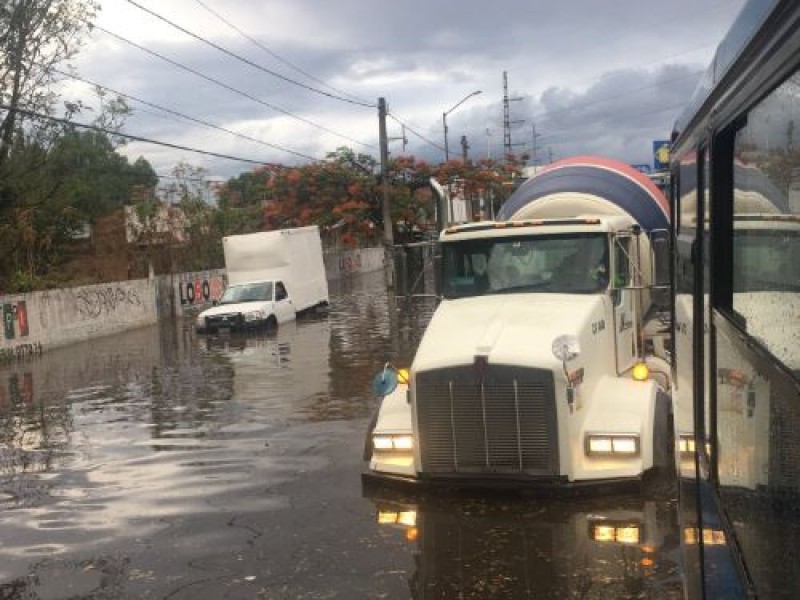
[[0, 0, 99, 167]]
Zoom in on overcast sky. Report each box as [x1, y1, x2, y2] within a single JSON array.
[[65, 0, 748, 180]]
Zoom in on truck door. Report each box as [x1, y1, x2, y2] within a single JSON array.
[[612, 234, 637, 374], [274, 281, 295, 322]]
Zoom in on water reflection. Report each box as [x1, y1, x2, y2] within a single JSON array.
[[364, 487, 682, 599], [0, 271, 439, 595], [0, 270, 680, 598]]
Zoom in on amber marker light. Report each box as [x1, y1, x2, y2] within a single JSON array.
[[396, 369, 409, 384], [632, 363, 649, 381]]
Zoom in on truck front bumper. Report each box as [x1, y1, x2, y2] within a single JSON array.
[[362, 469, 641, 498]]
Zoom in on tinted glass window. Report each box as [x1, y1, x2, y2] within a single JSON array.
[[732, 74, 800, 371]]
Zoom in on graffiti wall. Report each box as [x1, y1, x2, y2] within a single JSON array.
[[324, 247, 384, 280], [0, 279, 157, 361], [173, 269, 227, 316]]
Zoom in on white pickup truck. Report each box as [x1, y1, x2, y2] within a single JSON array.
[[196, 226, 329, 333]]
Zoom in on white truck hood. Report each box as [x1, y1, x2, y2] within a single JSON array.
[[413, 294, 608, 373], [199, 301, 271, 318]]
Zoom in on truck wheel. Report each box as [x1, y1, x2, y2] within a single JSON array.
[[265, 316, 278, 332]]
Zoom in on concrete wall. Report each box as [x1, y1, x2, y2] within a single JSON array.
[[1, 279, 157, 360], [1, 248, 384, 361], [324, 247, 384, 280]]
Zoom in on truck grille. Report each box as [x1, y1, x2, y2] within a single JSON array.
[[416, 365, 558, 476], [204, 313, 244, 331]]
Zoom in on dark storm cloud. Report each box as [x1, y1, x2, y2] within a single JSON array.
[[71, 0, 747, 176]]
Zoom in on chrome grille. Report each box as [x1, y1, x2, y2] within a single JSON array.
[[416, 365, 558, 476]]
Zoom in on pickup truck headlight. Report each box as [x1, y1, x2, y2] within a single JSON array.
[[585, 433, 640, 456], [243, 310, 264, 322], [373, 434, 414, 451]]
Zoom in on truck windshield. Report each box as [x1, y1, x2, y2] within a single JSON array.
[[219, 282, 273, 304], [441, 233, 609, 299]]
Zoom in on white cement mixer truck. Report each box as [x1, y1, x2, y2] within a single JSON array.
[[365, 156, 673, 490]]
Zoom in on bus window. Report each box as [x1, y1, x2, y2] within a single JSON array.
[[732, 74, 800, 372]]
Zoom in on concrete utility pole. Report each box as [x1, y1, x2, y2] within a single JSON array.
[[378, 98, 394, 286], [461, 135, 469, 162]]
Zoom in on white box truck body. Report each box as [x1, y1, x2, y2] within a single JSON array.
[[196, 226, 329, 333]]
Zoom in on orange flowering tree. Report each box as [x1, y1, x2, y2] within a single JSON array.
[[217, 149, 528, 248]]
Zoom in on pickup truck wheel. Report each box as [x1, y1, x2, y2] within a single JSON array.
[[265, 316, 278, 331]]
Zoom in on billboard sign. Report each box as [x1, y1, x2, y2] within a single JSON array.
[[653, 140, 671, 171]]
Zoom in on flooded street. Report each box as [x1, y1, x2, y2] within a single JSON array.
[[0, 272, 682, 599]]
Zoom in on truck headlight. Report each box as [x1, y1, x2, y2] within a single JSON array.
[[244, 310, 264, 322], [373, 434, 414, 451], [590, 522, 641, 544], [585, 433, 640, 456]]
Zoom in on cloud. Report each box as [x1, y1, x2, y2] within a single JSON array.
[[67, 0, 747, 177]]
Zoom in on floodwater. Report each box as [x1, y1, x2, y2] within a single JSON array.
[[0, 271, 682, 599]]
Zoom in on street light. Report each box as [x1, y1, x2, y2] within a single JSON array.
[[442, 90, 482, 162]]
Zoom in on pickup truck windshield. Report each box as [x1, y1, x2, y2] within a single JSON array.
[[442, 233, 609, 299], [219, 282, 273, 304]]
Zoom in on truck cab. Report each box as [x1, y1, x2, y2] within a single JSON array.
[[365, 156, 672, 490], [366, 216, 672, 488]]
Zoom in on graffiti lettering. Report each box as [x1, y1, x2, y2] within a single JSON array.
[[179, 276, 225, 306], [76, 287, 143, 320], [0, 342, 42, 364], [3, 301, 29, 340], [339, 253, 363, 273], [0, 372, 34, 408]]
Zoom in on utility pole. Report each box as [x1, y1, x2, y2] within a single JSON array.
[[388, 124, 408, 154], [502, 71, 525, 160], [531, 123, 541, 166], [378, 98, 394, 287], [461, 135, 469, 162]]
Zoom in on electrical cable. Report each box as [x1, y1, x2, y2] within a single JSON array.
[[53, 67, 319, 161], [1, 102, 291, 168], [92, 24, 376, 149], [123, 0, 375, 109], [194, 0, 371, 106]]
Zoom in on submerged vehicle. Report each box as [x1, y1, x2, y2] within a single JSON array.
[[196, 226, 329, 334], [365, 156, 673, 490]]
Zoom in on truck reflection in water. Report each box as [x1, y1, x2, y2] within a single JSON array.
[[364, 487, 682, 599]]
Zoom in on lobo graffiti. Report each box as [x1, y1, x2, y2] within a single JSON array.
[[0, 372, 34, 408], [179, 275, 225, 306], [75, 287, 143, 320], [3, 301, 29, 340]]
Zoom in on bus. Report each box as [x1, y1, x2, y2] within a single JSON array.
[[670, 1, 800, 597]]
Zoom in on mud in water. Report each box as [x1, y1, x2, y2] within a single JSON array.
[[0, 271, 681, 599]]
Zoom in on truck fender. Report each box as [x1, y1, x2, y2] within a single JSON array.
[[651, 390, 675, 471]]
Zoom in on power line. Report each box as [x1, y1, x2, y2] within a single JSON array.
[[387, 112, 444, 153], [194, 0, 370, 106], [54, 67, 319, 162], [91, 24, 376, 150], [1, 102, 289, 168], [123, 0, 375, 109]]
